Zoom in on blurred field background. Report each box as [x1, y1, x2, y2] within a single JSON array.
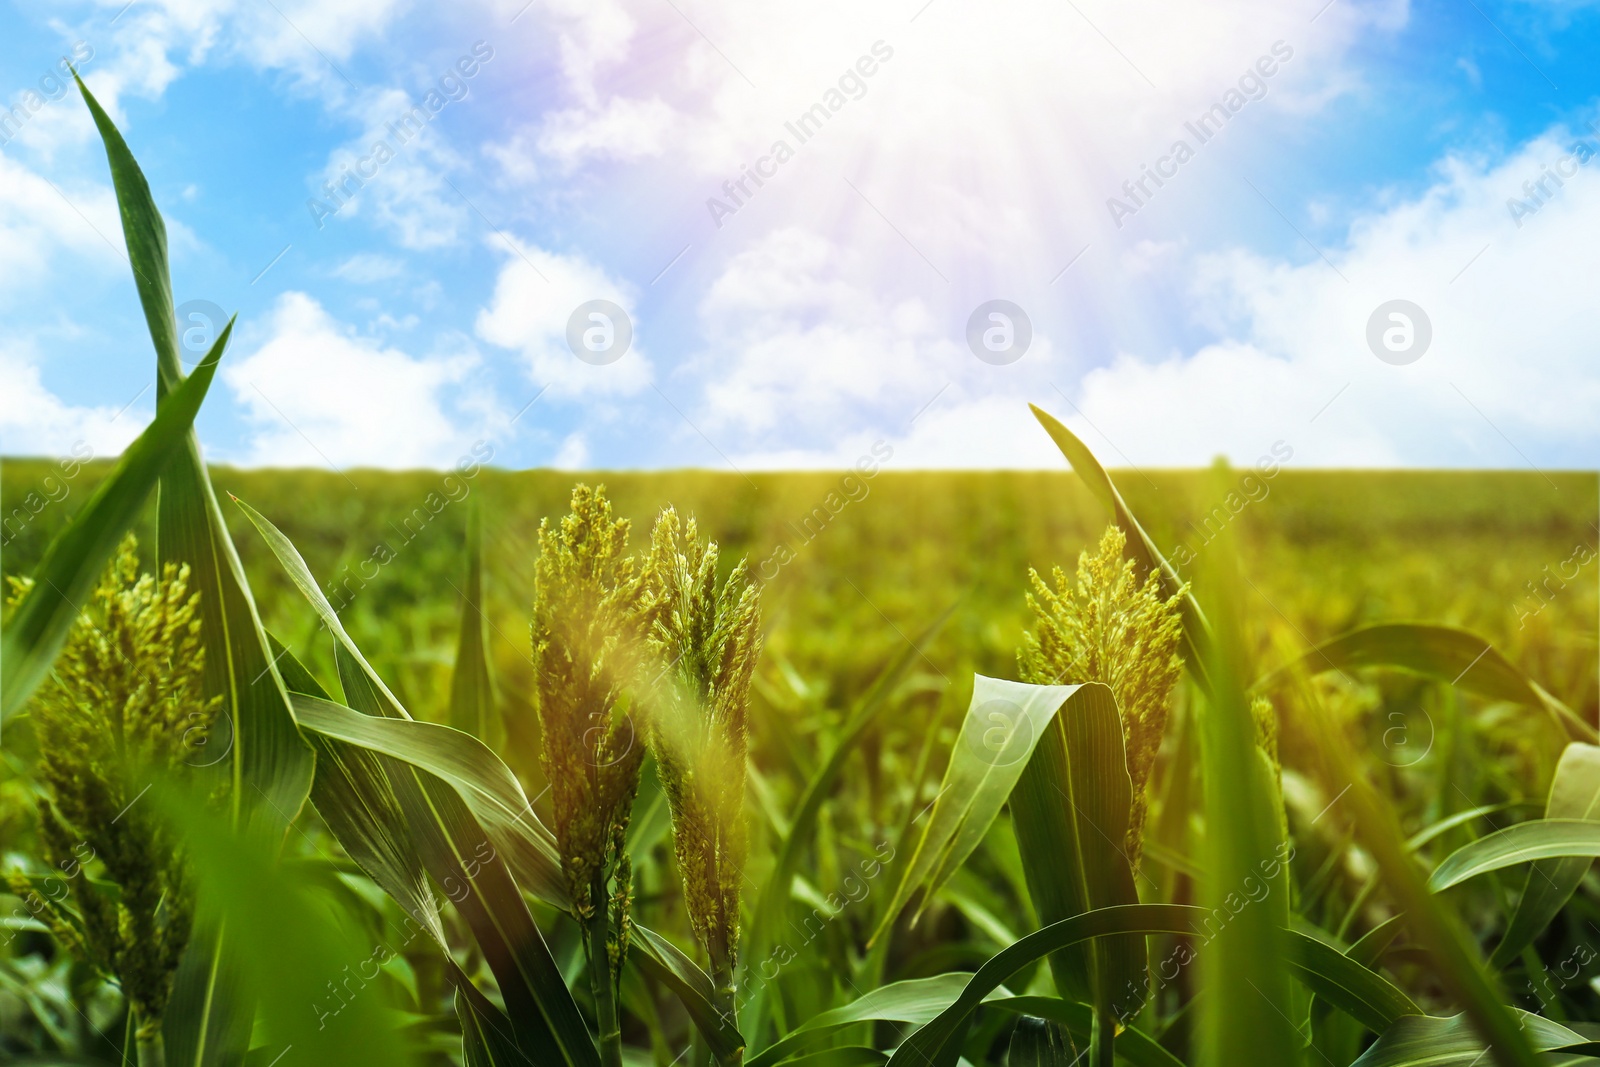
[[4, 458, 1599, 1050], [6, 460, 1594, 807]]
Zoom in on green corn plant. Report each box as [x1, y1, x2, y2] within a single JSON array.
[[1017, 523, 1186, 870], [6, 537, 220, 1067], [1011, 523, 1185, 1065], [533, 484, 652, 1067], [642, 507, 762, 1064]]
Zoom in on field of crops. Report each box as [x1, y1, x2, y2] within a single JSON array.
[[5, 76, 1600, 1067]]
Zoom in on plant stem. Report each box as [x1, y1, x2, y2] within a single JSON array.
[[134, 1014, 166, 1067], [1089, 1001, 1115, 1067], [712, 981, 742, 1065], [708, 938, 743, 1067], [587, 874, 624, 1067]]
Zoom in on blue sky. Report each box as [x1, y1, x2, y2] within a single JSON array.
[[2, 0, 1599, 472]]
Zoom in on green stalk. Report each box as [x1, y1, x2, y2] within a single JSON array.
[[708, 930, 742, 1067], [134, 1012, 166, 1067], [586, 873, 623, 1067], [1089, 1001, 1115, 1067]]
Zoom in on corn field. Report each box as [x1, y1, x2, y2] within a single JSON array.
[[5, 78, 1600, 1067]]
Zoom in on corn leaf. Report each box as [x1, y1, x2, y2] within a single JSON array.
[[1428, 819, 1600, 893], [235, 502, 600, 1064], [1285, 929, 1421, 1033], [1007, 681, 1144, 1031], [885, 904, 1205, 1067], [158, 789, 417, 1067], [1255, 623, 1595, 744], [1007, 1016, 1078, 1067], [71, 73, 317, 1066], [450, 500, 494, 740], [270, 638, 557, 1065], [989, 999, 1183, 1067], [457, 979, 538, 1067], [745, 973, 1013, 1067], [0, 333, 224, 722], [882, 903, 1423, 1067], [870, 676, 1101, 944], [269, 634, 443, 941], [630, 924, 745, 1062], [1490, 743, 1600, 968], [1194, 548, 1300, 1067], [291, 692, 569, 908], [1349, 1012, 1600, 1066]]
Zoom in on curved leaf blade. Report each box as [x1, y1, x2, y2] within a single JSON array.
[[0, 334, 224, 721], [881, 904, 1423, 1067], [290, 693, 569, 910], [870, 676, 1092, 944], [1350, 1012, 1600, 1067], [989, 998, 1184, 1067], [1429, 819, 1600, 894], [885, 904, 1205, 1067], [1008, 681, 1143, 1017], [631, 925, 745, 1062], [1490, 743, 1600, 968], [747, 973, 1011, 1067], [1284, 930, 1421, 1034], [449, 499, 493, 740], [1255, 623, 1594, 744]]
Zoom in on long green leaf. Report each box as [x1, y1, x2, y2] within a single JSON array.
[[1008, 680, 1143, 1041], [1194, 538, 1299, 1067], [1007, 1015, 1078, 1067], [869, 677, 1099, 944], [1284, 930, 1421, 1034], [884, 905, 1201, 1067], [271, 638, 555, 1065], [631, 924, 745, 1062], [746, 973, 1012, 1067], [881, 903, 1419, 1067], [1255, 623, 1595, 744], [1429, 819, 1600, 893], [1490, 743, 1600, 968], [449, 500, 494, 740], [290, 693, 568, 909], [0, 333, 224, 721], [1350, 1012, 1600, 1067], [72, 73, 317, 1067], [237, 504, 598, 1064], [230, 496, 408, 717], [989, 998, 1185, 1067], [269, 634, 443, 942]]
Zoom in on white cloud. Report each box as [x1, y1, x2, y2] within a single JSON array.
[[551, 432, 589, 468], [474, 240, 653, 398], [684, 227, 1075, 467], [0, 154, 121, 292], [1064, 119, 1600, 467], [693, 228, 958, 435], [537, 96, 680, 169], [307, 85, 476, 249], [0, 342, 147, 458], [223, 292, 479, 467], [332, 252, 406, 282]]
